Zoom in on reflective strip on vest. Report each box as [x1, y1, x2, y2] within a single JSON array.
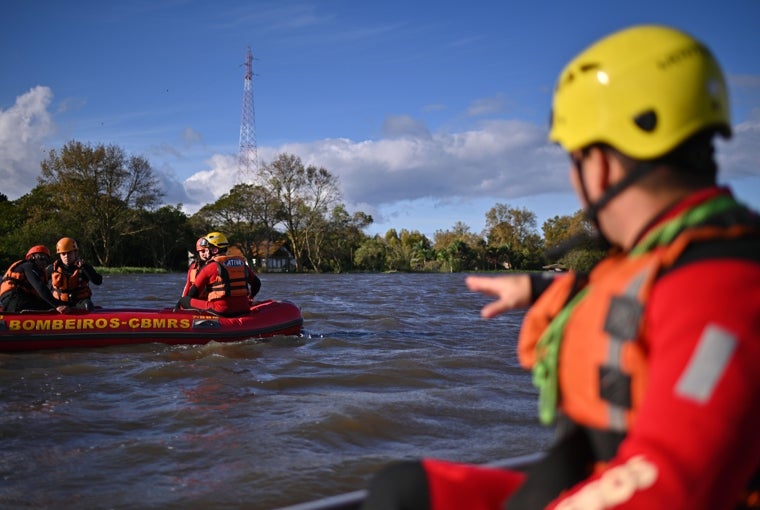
[[601, 267, 652, 432]]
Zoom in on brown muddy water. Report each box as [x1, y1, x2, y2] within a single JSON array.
[[0, 272, 553, 509]]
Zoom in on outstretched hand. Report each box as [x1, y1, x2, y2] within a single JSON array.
[[465, 274, 532, 319]]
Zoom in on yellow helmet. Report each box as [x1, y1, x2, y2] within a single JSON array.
[[56, 237, 79, 254], [204, 232, 229, 248], [549, 25, 731, 159]]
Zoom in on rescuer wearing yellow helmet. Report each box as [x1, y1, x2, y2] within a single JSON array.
[[48, 237, 103, 311], [360, 25, 760, 509], [176, 232, 261, 316], [0, 245, 70, 313]]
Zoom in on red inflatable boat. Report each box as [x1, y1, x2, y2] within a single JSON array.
[[0, 299, 303, 352]]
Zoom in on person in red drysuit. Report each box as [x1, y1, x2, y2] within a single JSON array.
[[176, 232, 261, 316], [360, 25, 760, 510], [182, 236, 211, 298]]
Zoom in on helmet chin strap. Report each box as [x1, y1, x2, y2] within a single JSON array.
[[574, 157, 656, 248]]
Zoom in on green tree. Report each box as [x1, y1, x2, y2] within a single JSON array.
[[0, 186, 72, 265], [484, 203, 544, 270], [125, 205, 193, 269], [400, 229, 432, 271], [542, 210, 605, 271], [382, 228, 433, 271], [192, 183, 280, 267], [354, 235, 387, 271], [315, 206, 372, 272], [38, 140, 163, 266], [0, 193, 29, 268], [262, 153, 341, 272], [433, 222, 485, 272], [542, 210, 590, 249], [383, 229, 407, 271]]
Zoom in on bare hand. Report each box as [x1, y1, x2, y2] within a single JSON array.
[[55, 305, 71, 314], [465, 274, 532, 319]]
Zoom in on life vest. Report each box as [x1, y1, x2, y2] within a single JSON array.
[[50, 260, 92, 302], [206, 256, 250, 301], [0, 260, 46, 297], [519, 195, 760, 432], [187, 261, 209, 299]]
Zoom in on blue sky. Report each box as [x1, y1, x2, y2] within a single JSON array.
[[2, 1, 759, 238]]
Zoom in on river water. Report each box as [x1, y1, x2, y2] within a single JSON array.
[[0, 272, 553, 509]]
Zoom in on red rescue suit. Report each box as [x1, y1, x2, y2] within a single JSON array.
[[182, 260, 208, 299], [421, 188, 760, 510], [183, 255, 260, 316]]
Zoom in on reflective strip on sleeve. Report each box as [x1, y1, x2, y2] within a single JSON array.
[[675, 324, 737, 404]]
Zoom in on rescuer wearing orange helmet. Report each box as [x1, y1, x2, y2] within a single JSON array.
[[360, 25, 760, 509], [176, 232, 261, 316], [0, 245, 70, 313], [48, 237, 103, 311], [182, 236, 212, 299]]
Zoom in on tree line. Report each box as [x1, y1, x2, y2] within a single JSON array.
[[0, 140, 605, 273]]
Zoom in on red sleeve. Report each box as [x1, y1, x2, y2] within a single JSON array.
[[548, 259, 760, 510], [192, 263, 213, 295], [182, 267, 193, 297]]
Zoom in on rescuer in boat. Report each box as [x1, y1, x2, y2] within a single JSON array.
[[360, 25, 760, 510], [176, 232, 261, 316], [0, 245, 70, 313], [48, 237, 103, 311], [182, 237, 212, 299]]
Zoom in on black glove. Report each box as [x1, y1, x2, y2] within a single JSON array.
[[174, 296, 190, 312]]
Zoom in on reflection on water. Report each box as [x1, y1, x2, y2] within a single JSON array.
[[0, 272, 552, 509]]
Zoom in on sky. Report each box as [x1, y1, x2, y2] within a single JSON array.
[[2, 1, 760, 239]]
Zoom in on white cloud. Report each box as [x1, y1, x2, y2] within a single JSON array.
[[3, 89, 759, 228], [235, 118, 570, 211], [182, 127, 203, 143], [717, 118, 760, 179], [381, 115, 431, 139], [0, 86, 55, 199], [183, 153, 238, 207], [466, 94, 507, 117], [176, 116, 760, 222]]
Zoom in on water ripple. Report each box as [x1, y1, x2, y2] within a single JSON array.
[[0, 272, 552, 509]]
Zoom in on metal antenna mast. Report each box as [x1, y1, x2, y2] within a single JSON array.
[[237, 46, 258, 184]]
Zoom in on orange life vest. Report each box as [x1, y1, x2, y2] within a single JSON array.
[[0, 260, 46, 297], [206, 255, 250, 301], [50, 260, 92, 302], [519, 221, 760, 432], [187, 261, 209, 299]]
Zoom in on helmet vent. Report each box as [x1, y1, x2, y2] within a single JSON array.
[[580, 63, 600, 73], [633, 110, 657, 132]]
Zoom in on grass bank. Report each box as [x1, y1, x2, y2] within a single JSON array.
[[95, 267, 171, 275]]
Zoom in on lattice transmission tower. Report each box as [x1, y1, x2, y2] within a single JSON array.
[[237, 46, 259, 184]]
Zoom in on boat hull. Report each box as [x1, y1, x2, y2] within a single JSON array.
[[0, 299, 303, 352]]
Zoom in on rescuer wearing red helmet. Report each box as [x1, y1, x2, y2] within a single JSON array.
[[360, 25, 760, 510], [0, 245, 70, 313], [48, 237, 103, 311], [176, 232, 261, 316]]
